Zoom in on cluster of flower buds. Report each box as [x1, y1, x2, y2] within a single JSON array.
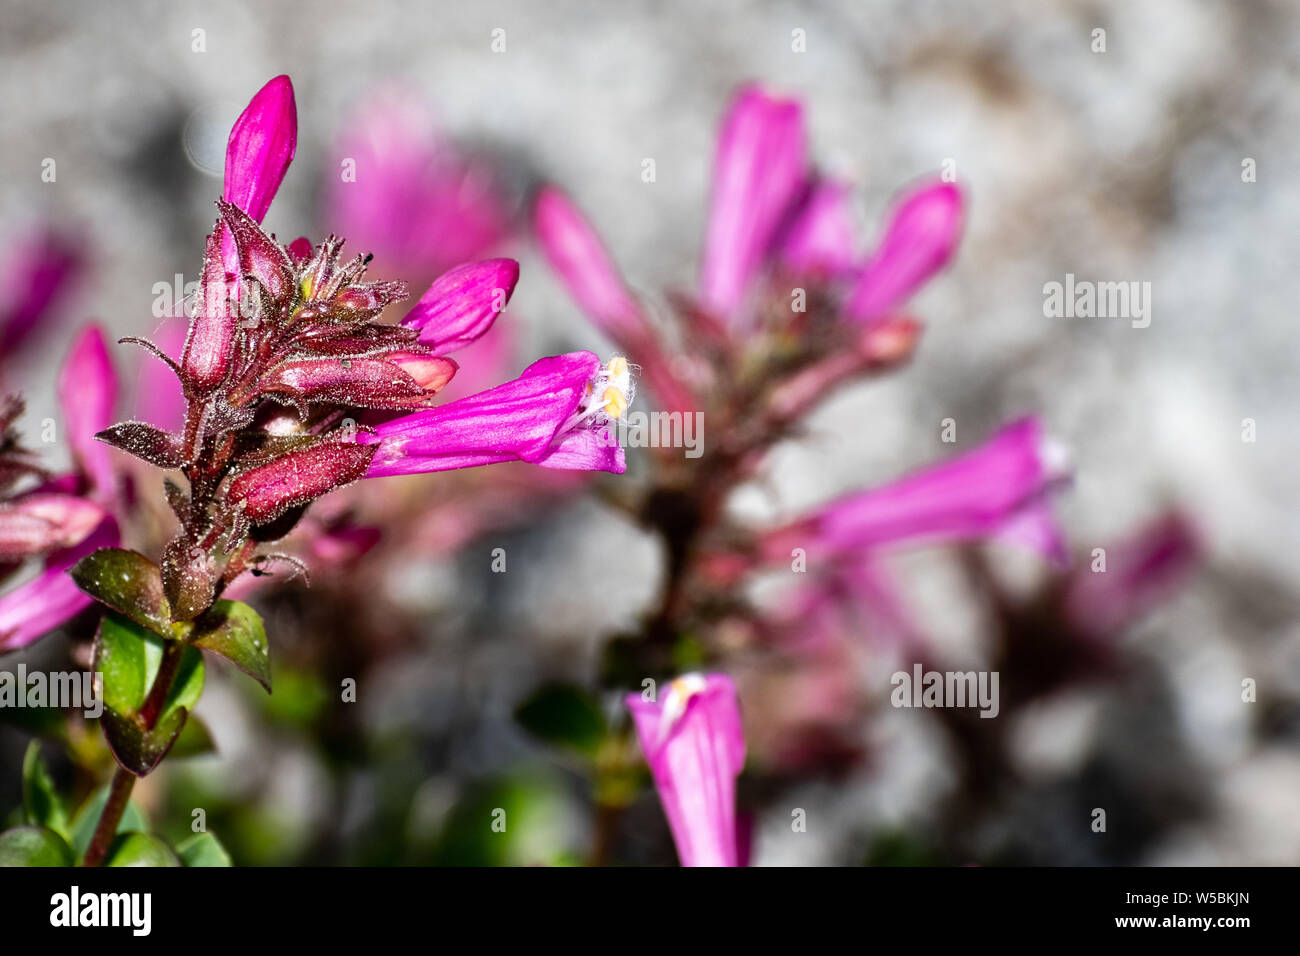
[[92, 76, 629, 621]]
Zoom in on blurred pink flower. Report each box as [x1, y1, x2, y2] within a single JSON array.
[[0, 493, 107, 561], [1064, 511, 1201, 642], [847, 180, 965, 324], [701, 84, 808, 320], [132, 314, 187, 432], [0, 514, 117, 652], [775, 179, 858, 278], [533, 187, 696, 414], [324, 88, 510, 278], [626, 673, 747, 867], [762, 417, 1069, 566], [58, 324, 118, 496], [534, 85, 964, 419], [0, 227, 86, 359]]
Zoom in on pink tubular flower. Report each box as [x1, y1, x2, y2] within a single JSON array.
[[1064, 511, 1201, 642], [847, 179, 964, 324], [534, 186, 647, 342], [762, 417, 1069, 566], [362, 351, 630, 476], [0, 514, 117, 652], [700, 85, 808, 320], [625, 673, 747, 867], [0, 493, 107, 561], [776, 179, 858, 278], [58, 324, 118, 495], [531, 188, 697, 415]]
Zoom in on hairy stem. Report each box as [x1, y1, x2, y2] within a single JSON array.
[[80, 766, 135, 867], [138, 640, 184, 728]]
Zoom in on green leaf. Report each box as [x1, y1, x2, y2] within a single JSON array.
[[103, 831, 181, 867], [167, 714, 216, 759], [0, 826, 74, 866], [176, 831, 232, 867], [70, 548, 174, 637], [93, 614, 204, 775], [21, 741, 69, 839], [100, 706, 191, 777], [190, 600, 271, 692], [69, 784, 149, 861], [514, 682, 607, 758]]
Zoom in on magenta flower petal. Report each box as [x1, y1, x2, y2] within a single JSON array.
[[847, 180, 964, 324], [223, 75, 297, 225], [0, 514, 118, 653], [534, 424, 622, 473], [625, 673, 747, 867], [400, 259, 519, 356], [700, 85, 807, 321], [58, 324, 118, 494], [776, 179, 858, 278], [764, 417, 1067, 562], [363, 351, 627, 476], [534, 186, 647, 340]]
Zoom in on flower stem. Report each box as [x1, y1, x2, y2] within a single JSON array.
[[138, 640, 184, 729], [82, 639, 185, 866], [80, 766, 134, 867]]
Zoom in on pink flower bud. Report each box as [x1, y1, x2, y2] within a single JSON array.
[[401, 259, 519, 356], [257, 357, 431, 409], [224, 75, 297, 225], [847, 180, 964, 324], [180, 229, 238, 393], [227, 442, 376, 524], [701, 85, 808, 322]]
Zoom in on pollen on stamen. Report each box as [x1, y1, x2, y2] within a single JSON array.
[[602, 386, 628, 419]]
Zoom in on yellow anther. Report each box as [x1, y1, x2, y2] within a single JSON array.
[[300, 275, 315, 300], [607, 356, 629, 379], [602, 386, 628, 419]]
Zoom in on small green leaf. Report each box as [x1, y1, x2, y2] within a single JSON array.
[[176, 831, 232, 867], [70, 548, 172, 636], [167, 714, 216, 759], [514, 683, 607, 758], [21, 741, 69, 839], [0, 826, 74, 866], [100, 706, 191, 777], [190, 600, 271, 692], [104, 831, 181, 867], [93, 614, 204, 776], [70, 785, 149, 861]]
